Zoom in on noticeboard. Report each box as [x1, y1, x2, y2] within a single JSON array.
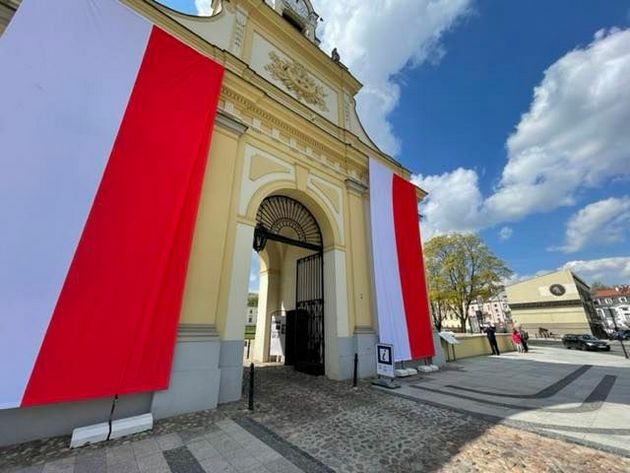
[[439, 331, 460, 345], [376, 343, 395, 378]]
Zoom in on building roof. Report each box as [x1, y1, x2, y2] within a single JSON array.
[[593, 287, 630, 298]]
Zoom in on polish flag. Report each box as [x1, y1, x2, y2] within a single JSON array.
[[0, 0, 224, 408], [369, 159, 435, 361]]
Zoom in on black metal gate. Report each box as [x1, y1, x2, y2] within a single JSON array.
[[253, 195, 325, 376], [294, 253, 325, 375]]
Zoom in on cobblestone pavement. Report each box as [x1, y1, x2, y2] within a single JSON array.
[[2, 356, 630, 473], [246, 365, 630, 473]]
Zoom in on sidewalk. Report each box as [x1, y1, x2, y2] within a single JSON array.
[[2, 413, 328, 473]]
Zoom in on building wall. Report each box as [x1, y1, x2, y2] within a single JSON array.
[[0, 0, 423, 446], [441, 334, 515, 361], [506, 270, 595, 337]]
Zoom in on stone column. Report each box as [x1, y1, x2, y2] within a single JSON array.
[[253, 267, 281, 363], [345, 178, 377, 377], [218, 222, 255, 403]]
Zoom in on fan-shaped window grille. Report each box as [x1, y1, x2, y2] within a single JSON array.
[[254, 196, 322, 252]]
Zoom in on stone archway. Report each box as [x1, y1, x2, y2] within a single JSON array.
[[252, 195, 325, 375]]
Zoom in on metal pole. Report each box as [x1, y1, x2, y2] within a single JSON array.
[[248, 363, 255, 411], [353, 353, 358, 388]]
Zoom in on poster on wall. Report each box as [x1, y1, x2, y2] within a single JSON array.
[[0, 0, 224, 409], [368, 159, 435, 362]]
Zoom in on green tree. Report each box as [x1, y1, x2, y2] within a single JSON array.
[[424, 233, 512, 333], [247, 292, 259, 307], [590, 281, 608, 291]]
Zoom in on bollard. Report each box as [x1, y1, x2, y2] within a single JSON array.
[[248, 363, 255, 411], [353, 353, 358, 388]]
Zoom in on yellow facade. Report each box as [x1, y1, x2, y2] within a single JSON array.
[[117, 0, 421, 403], [506, 270, 597, 337], [441, 334, 515, 361], [0, 0, 430, 445]]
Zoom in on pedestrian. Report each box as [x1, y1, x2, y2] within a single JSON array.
[[484, 323, 500, 356], [512, 329, 523, 353], [519, 327, 529, 353]]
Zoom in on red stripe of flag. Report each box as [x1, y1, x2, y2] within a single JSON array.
[[22, 27, 224, 405], [392, 174, 435, 359]]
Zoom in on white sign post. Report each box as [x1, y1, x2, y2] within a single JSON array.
[[373, 343, 400, 389]]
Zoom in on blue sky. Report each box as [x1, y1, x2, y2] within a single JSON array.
[[162, 0, 630, 286]]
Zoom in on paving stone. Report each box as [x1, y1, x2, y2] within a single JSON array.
[[106, 460, 140, 473], [9, 466, 44, 473], [105, 445, 135, 466], [223, 451, 262, 471], [135, 452, 170, 473], [73, 450, 106, 473], [131, 438, 160, 459], [5, 349, 630, 473], [40, 457, 75, 473], [263, 457, 303, 473], [207, 436, 241, 455], [187, 439, 221, 462], [163, 446, 205, 473], [198, 457, 237, 473], [156, 432, 184, 451]]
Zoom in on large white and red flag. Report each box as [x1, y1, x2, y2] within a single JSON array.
[[0, 0, 224, 409], [369, 159, 435, 361]]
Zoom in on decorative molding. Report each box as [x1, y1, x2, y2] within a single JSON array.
[[264, 52, 328, 112], [510, 300, 584, 310], [239, 144, 296, 215], [311, 179, 340, 213], [215, 110, 248, 136], [219, 86, 371, 184], [307, 174, 344, 243], [249, 153, 291, 181], [345, 177, 368, 195], [178, 324, 220, 342], [229, 5, 248, 57], [354, 326, 376, 335]]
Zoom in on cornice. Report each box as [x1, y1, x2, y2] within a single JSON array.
[[215, 109, 248, 136], [178, 324, 220, 342]]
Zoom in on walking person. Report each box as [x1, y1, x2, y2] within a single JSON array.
[[512, 329, 523, 353], [519, 327, 529, 353], [484, 323, 500, 356]]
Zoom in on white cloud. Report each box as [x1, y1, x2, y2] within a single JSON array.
[[486, 27, 630, 221], [563, 257, 630, 285], [498, 226, 513, 241], [312, 0, 472, 155], [195, 0, 213, 16], [416, 28, 630, 237], [412, 168, 483, 239], [553, 196, 630, 253], [509, 257, 630, 286]]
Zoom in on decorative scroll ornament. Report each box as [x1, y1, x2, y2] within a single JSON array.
[[265, 52, 328, 112]]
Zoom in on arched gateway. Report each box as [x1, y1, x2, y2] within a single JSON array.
[[253, 195, 325, 375], [0, 0, 433, 446]]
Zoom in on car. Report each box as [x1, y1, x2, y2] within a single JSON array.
[[562, 334, 611, 351], [609, 329, 630, 341]]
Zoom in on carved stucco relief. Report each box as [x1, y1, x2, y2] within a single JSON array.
[[264, 52, 328, 112]]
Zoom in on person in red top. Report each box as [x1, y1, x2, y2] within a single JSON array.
[[512, 329, 523, 353]]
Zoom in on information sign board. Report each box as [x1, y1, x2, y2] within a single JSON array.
[[376, 343, 395, 378]]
